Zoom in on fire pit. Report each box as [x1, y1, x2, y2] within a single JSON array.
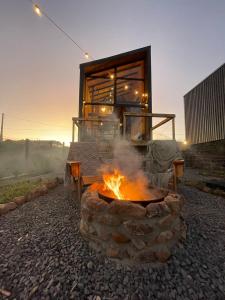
[[98, 184, 167, 206], [80, 169, 187, 263]]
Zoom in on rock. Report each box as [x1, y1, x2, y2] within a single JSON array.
[[45, 180, 58, 189], [158, 214, 175, 228], [83, 194, 108, 213], [202, 186, 211, 193], [81, 208, 93, 222], [131, 238, 146, 250], [108, 200, 146, 218], [123, 220, 153, 235], [87, 261, 93, 269], [155, 248, 171, 262], [106, 247, 120, 258], [55, 177, 64, 184], [80, 219, 89, 234], [39, 185, 48, 195], [0, 202, 17, 215], [159, 202, 171, 214], [112, 232, 130, 243], [136, 249, 156, 262], [13, 196, 26, 205], [96, 214, 121, 226], [146, 202, 161, 217], [165, 195, 182, 214], [0, 289, 11, 297], [157, 230, 173, 243]]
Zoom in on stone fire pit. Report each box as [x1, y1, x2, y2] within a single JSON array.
[[80, 187, 186, 263]]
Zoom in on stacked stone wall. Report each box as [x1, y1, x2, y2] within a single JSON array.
[[80, 189, 186, 263]]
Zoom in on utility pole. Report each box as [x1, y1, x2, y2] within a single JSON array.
[[0, 113, 4, 142]]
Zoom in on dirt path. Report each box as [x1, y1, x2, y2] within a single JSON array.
[[0, 185, 224, 299]]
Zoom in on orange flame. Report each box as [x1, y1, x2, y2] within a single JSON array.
[[100, 167, 153, 201], [103, 169, 125, 200]]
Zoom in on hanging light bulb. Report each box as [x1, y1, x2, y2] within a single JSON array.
[[110, 74, 114, 79], [124, 85, 128, 90], [84, 53, 89, 59], [135, 90, 139, 95], [33, 4, 42, 16]]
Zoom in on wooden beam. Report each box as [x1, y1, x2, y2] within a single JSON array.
[[123, 112, 176, 118], [151, 117, 171, 131]]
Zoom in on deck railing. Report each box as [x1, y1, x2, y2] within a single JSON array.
[[72, 113, 176, 143]]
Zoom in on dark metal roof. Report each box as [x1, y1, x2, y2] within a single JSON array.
[[184, 62, 225, 97], [80, 46, 151, 75]]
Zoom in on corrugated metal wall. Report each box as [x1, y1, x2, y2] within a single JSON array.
[[184, 63, 225, 144]]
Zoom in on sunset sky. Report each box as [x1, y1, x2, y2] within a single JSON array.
[[1, 0, 225, 145]]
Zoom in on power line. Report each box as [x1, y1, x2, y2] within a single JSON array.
[[27, 0, 93, 59]]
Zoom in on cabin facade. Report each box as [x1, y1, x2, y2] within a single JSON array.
[[72, 46, 175, 143]]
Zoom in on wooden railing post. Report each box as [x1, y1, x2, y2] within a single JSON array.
[[172, 117, 175, 140]]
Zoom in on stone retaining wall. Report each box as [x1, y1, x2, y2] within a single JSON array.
[[80, 189, 186, 263], [0, 177, 63, 216]]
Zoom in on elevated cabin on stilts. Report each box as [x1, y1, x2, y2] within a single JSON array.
[[72, 46, 175, 146]]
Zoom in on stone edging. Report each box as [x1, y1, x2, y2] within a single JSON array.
[[0, 177, 63, 217]]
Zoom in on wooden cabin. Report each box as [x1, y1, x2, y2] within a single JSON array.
[[72, 46, 175, 144]]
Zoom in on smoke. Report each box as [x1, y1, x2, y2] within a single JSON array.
[[0, 141, 68, 179], [99, 138, 152, 200]]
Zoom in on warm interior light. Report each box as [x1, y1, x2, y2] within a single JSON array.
[[183, 140, 187, 145], [33, 4, 42, 16], [110, 74, 114, 79], [135, 90, 139, 95], [111, 87, 114, 90], [101, 107, 106, 113], [120, 123, 123, 127], [100, 122, 103, 126], [145, 103, 148, 107], [124, 85, 128, 90], [84, 53, 89, 59]]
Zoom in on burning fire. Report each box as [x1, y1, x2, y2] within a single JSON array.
[[103, 169, 125, 200], [100, 167, 152, 201]]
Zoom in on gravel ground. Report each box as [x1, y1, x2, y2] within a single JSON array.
[[0, 185, 225, 300]]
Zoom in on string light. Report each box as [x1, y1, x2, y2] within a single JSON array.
[[101, 107, 106, 113], [33, 4, 42, 16], [29, 0, 92, 59], [135, 90, 139, 95], [183, 140, 187, 145], [110, 74, 114, 79], [124, 85, 128, 90]]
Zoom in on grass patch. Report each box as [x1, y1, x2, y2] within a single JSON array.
[[0, 180, 43, 204]]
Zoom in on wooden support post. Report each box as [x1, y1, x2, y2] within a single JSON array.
[[72, 120, 75, 142], [172, 117, 175, 140]]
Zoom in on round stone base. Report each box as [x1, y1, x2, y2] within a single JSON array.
[[80, 188, 186, 263]]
